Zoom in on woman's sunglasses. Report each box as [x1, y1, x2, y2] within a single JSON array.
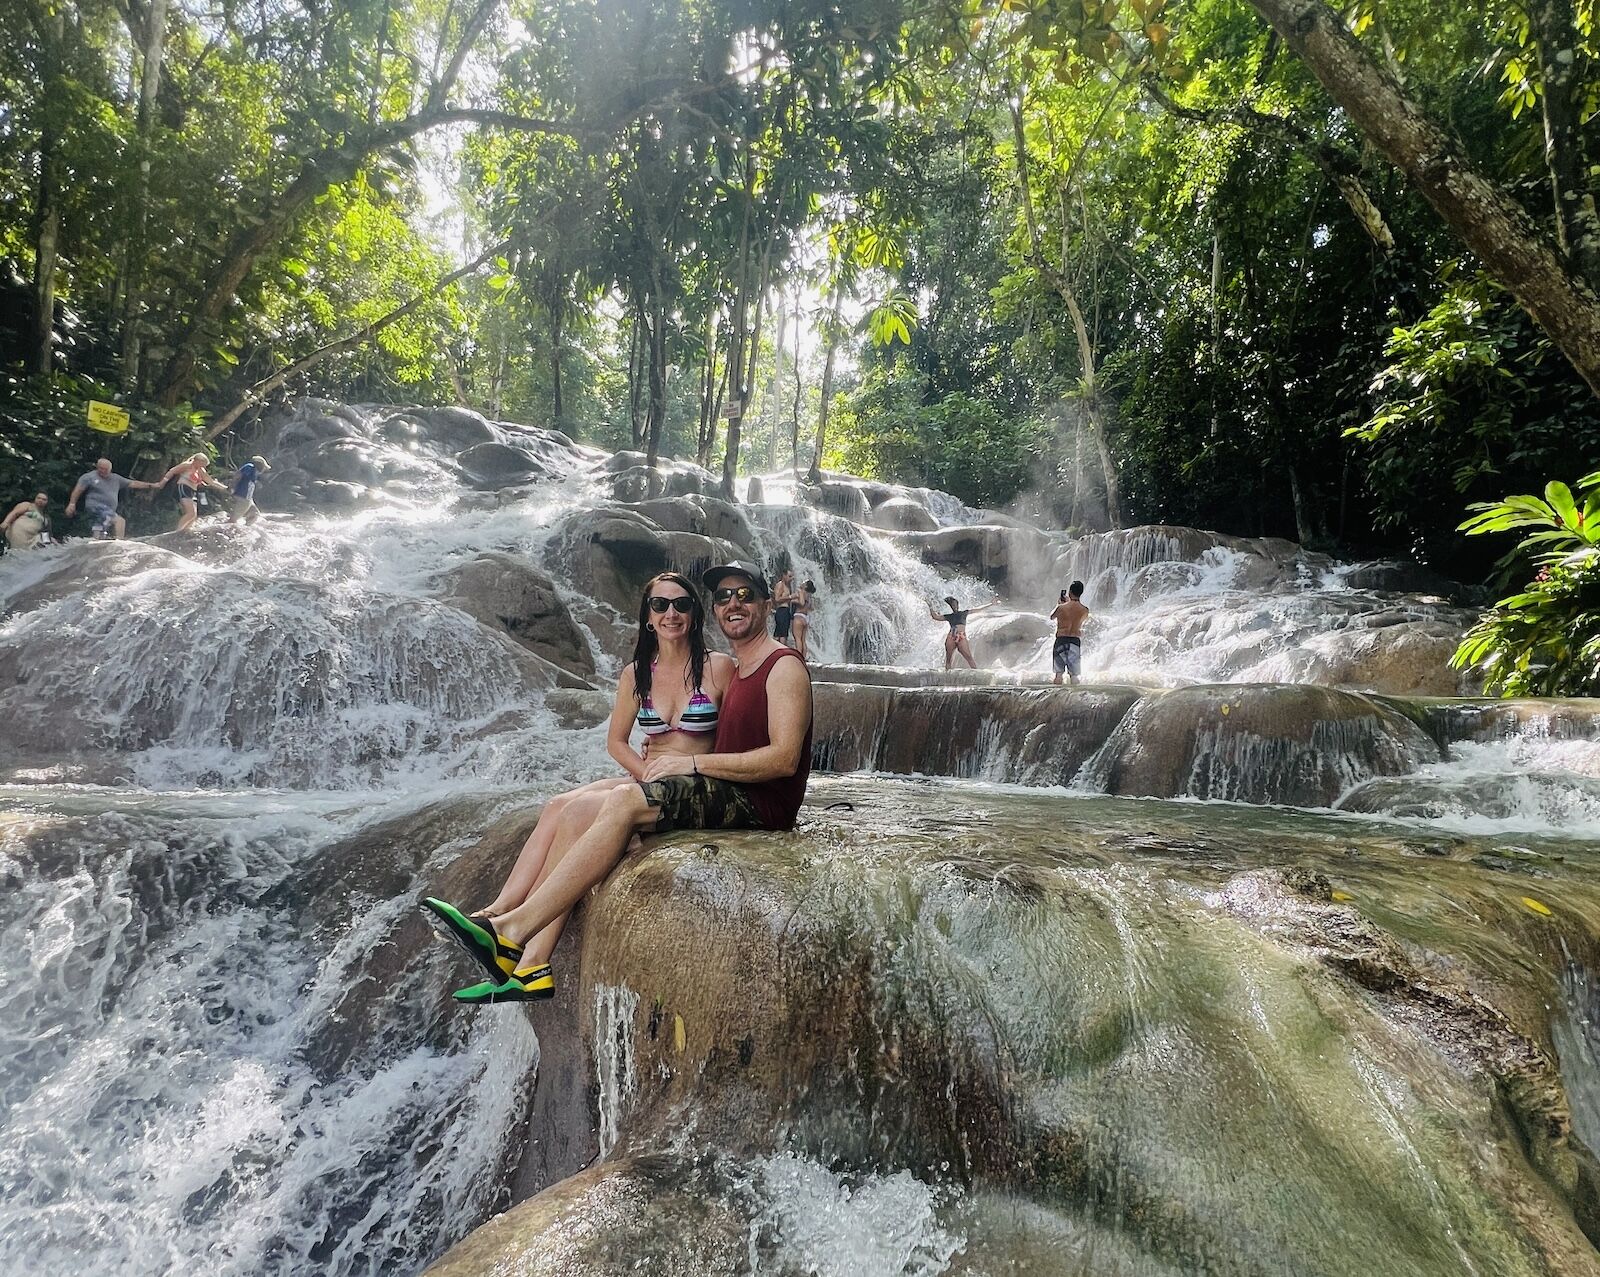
[[712, 585, 759, 605], [648, 595, 696, 614]]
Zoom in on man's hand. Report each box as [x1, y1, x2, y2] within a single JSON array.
[[642, 753, 696, 782], [65, 504, 76, 517]]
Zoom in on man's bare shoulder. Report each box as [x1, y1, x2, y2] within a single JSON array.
[[769, 649, 812, 691]]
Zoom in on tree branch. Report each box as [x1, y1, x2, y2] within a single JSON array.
[[1245, 0, 1600, 398], [205, 238, 513, 442], [1143, 77, 1395, 254]]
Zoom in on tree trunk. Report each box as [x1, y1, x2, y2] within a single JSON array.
[[718, 167, 755, 501], [1287, 464, 1315, 545], [548, 304, 563, 424], [1245, 0, 1600, 398], [766, 296, 787, 469], [31, 9, 64, 376], [1009, 96, 1123, 526], [1528, 0, 1600, 292], [808, 277, 844, 484], [644, 288, 668, 470], [695, 311, 718, 467], [627, 301, 645, 450], [120, 0, 169, 393], [790, 293, 804, 471]]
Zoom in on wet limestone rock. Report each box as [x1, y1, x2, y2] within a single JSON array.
[[455, 441, 552, 489], [1078, 682, 1445, 806], [891, 524, 1056, 598], [630, 495, 756, 552], [867, 496, 940, 532], [549, 508, 741, 615], [426, 777, 1600, 1277], [813, 682, 1143, 784], [441, 552, 595, 681]]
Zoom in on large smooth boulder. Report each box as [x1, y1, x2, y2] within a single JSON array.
[[1342, 559, 1462, 598], [892, 525, 1056, 598], [442, 552, 595, 680], [631, 495, 755, 551], [549, 509, 741, 614], [456, 441, 550, 489], [801, 480, 871, 523], [427, 777, 1600, 1277], [867, 496, 939, 532]]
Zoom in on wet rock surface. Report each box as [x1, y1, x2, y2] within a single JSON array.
[[441, 551, 595, 681], [427, 777, 1600, 1276]]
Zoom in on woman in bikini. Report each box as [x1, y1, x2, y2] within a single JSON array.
[[790, 578, 816, 660], [158, 452, 228, 532], [425, 572, 733, 1000], [930, 593, 998, 670]]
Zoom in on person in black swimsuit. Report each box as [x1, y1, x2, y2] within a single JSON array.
[[929, 594, 998, 670], [772, 569, 797, 644]]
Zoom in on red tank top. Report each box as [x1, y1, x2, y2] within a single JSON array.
[[714, 647, 812, 831]]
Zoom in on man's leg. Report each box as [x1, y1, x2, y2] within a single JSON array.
[[110, 514, 126, 539], [1067, 641, 1082, 687], [492, 784, 656, 948]]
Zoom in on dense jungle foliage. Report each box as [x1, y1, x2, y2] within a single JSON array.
[[2, 0, 1598, 591]]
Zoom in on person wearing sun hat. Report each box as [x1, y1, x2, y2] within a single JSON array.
[[230, 454, 272, 524]]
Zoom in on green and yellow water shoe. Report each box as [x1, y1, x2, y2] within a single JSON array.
[[452, 962, 556, 1005], [422, 897, 522, 980]]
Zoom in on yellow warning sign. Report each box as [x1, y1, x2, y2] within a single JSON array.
[[87, 400, 131, 435]]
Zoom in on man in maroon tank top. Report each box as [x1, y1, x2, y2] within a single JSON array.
[[451, 560, 814, 1000]]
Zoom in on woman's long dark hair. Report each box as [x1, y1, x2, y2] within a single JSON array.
[[632, 572, 708, 703]]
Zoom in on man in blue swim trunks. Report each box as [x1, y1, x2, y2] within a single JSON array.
[[229, 454, 272, 524], [64, 458, 158, 539]]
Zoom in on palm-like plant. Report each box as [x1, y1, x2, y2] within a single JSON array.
[[1452, 473, 1600, 696]]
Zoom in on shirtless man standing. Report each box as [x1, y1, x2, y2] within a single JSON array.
[[1049, 580, 1089, 685]]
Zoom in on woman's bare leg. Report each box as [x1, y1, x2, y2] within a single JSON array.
[[477, 776, 636, 916], [176, 498, 198, 532], [793, 616, 809, 660], [944, 633, 956, 670], [956, 635, 977, 668]]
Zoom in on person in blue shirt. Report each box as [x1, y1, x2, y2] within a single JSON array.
[[229, 455, 272, 524]]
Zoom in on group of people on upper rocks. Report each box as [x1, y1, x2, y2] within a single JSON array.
[[1, 452, 271, 552], [931, 580, 1089, 685], [770, 567, 815, 659]]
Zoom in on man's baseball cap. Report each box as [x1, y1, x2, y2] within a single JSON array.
[[702, 560, 771, 598], [250, 455, 272, 470]]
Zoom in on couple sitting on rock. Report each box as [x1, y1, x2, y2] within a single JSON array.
[[423, 560, 813, 1003]]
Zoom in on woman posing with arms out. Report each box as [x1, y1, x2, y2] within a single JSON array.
[[158, 453, 229, 532], [423, 572, 733, 1001], [931, 594, 998, 670]]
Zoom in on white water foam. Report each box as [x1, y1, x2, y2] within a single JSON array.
[[0, 793, 538, 1277], [741, 1152, 964, 1277]]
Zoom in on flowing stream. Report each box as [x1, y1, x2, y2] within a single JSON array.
[[3, 400, 1597, 1275]]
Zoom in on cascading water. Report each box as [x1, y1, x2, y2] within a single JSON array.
[[5, 399, 1599, 1276]]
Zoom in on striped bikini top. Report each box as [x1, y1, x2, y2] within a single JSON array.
[[636, 664, 719, 736]]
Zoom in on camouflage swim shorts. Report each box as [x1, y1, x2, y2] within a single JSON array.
[[638, 773, 761, 833]]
